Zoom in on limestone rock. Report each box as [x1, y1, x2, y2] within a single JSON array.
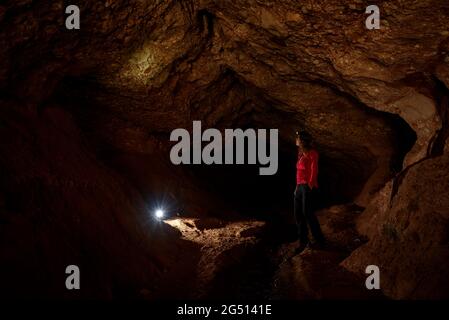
[[342, 153, 449, 299]]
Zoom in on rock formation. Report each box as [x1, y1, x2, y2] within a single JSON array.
[[0, 0, 448, 299]]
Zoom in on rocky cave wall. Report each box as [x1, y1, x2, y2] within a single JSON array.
[[0, 0, 448, 299]]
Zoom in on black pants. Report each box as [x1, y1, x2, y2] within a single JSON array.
[[293, 184, 324, 244]]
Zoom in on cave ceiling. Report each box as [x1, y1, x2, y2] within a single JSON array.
[[2, 0, 449, 202]]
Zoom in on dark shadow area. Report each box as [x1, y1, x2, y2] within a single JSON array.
[[51, 74, 417, 230]]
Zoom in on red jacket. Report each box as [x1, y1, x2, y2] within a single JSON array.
[[296, 149, 319, 189]]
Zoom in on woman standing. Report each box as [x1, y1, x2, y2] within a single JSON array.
[[294, 130, 325, 253]]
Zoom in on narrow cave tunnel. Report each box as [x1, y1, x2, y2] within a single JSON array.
[[54, 71, 416, 221], [1, 0, 449, 303], [43, 69, 417, 299]]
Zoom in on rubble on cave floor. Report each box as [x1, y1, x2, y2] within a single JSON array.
[[164, 217, 268, 298], [164, 204, 387, 300]]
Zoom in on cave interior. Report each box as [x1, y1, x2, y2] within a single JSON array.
[[0, 0, 448, 300]]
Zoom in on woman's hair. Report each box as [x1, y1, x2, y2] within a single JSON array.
[[298, 130, 313, 150]]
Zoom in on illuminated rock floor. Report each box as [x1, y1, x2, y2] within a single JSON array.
[[163, 205, 386, 300]]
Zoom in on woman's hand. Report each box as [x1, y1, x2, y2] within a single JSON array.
[[295, 136, 300, 147]]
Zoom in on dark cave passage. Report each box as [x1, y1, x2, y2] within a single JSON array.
[[44, 72, 418, 300], [0, 66, 419, 300], [53, 73, 417, 218], [1, 0, 449, 301], [53, 97, 417, 299]]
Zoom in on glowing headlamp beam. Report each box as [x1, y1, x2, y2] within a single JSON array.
[[155, 209, 164, 219]]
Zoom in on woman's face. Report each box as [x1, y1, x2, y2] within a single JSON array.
[[296, 136, 303, 148]]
